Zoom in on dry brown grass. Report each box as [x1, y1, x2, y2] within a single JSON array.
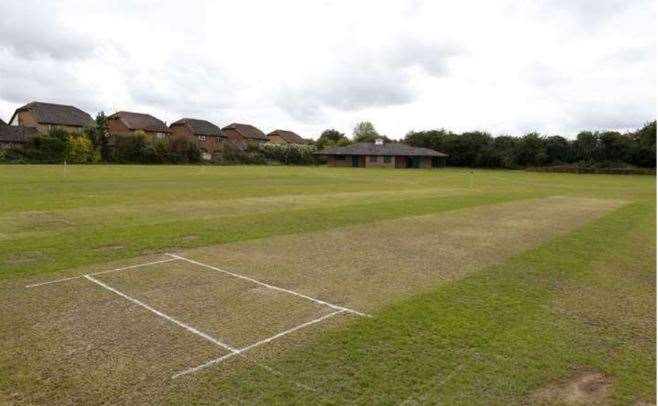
[[182, 196, 623, 311]]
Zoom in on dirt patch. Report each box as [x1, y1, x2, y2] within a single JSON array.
[[530, 370, 613, 405]]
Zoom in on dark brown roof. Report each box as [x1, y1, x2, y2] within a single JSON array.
[[268, 129, 306, 144], [109, 111, 170, 132], [222, 123, 268, 140], [10, 101, 94, 127], [171, 118, 224, 137], [315, 142, 448, 157], [0, 122, 39, 144]]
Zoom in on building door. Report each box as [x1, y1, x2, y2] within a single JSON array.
[[352, 156, 359, 167]]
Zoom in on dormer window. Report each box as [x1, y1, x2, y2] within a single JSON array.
[[374, 138, 384, 145]]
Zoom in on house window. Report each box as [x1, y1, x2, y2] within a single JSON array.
[[199, 136, 207, 141], [156, 132, 165, 139], [369, 155, 378, 162], [335, 156, 345, 161], [384, 156, 391, 163], [216, 137, 222, 143]]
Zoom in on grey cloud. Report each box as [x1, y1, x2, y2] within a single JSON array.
[[0, 51, 98, 113], [567, 100, 655, 132], [279, 70, 415, 122], [277, 37, 457, 122], [124, 52, 236, 120], [0, 2, 96, 60]]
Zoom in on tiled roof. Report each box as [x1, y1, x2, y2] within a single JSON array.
[[12, 101, 94, 127], [268, 130, 306, 144], [109, 111, 169, 132], [0, 122, 39, 144], [171, 118, 223, 136], [222, 123, 268, 140], [316, 142, 448, 157]]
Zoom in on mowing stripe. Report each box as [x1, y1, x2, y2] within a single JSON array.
[[166, 253, 370, 317], [172, 309, 346, 378], [83, 274, 238, 353], [25, 258, 179, 288]]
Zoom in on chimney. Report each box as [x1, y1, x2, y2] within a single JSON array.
[[374, 137, 384, 145]]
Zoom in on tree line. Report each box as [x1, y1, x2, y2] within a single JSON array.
[[313, 121, 656, 169]]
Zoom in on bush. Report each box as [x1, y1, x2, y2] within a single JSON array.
[[112, 132, 150, 163], [67, 135, 95, 163], [259, 143, 317, 165], [168, 137, 201, 163], [30, 136, 68, 163], [213, 142, 266, 164]]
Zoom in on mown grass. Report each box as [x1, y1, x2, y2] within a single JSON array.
[[173, 200, 655, 405], [0, 165, 653, 280], [0, 164, 654, 404]]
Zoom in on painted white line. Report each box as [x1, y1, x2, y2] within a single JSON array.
[[88, 258, 179, 277], [25, 275, 82, 288], [83, 274, 238, 353], [240, 309, 345, 353], [172, 309, 346, 378], [25, 258, 179, 288], [166, 253, 370, 317]]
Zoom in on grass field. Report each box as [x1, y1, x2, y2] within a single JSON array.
[[0, 165, 655, 404]]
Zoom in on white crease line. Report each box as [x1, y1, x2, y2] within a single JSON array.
[[172, 309, 346, 378], [84, 274, 238, 353], [25, 258, 179, 288], [166, 253, 370, 317]]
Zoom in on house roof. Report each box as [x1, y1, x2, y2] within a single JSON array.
[[171, 118, 224, 137], [315, 142, 448, 157], [222, 123, 268, 140], [108, 111, 170, 132], [11, 101, 94, 127], [0, 121, 39, 144], [268, 129, 306, 144]]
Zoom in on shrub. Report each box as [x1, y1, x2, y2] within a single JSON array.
[[30, 135, 68, 163], [214, 142, 266, 164], [67, 135, 95, 163], [259, 143, 317, 165], [112, 132, 149, 163], [168, 137, 201, 163]]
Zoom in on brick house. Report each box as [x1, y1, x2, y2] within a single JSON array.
[[170, 118, 225, 160], [221, 123, 268, 149], [107, 111, 170, 141], [267, 130, 306, 145], [315, 138, 448, 168], [0, 119, 39, 149], [8, 101, 94, 134]]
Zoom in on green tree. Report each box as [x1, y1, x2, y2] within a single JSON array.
[[352, 121, 379, 143], [630, 121, 656, 167], [544, 135, 573, 164], [96, 112, 111, 161], [67, 135, 95, 163], [317, 129, 348, 149], [573, 131, 600, 163], [515, 132, 546, 166]]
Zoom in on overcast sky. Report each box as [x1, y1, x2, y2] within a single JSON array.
[[0, 0, 655, 139]]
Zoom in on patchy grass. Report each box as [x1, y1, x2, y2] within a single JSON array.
[[0, 165, 654, 404], [171, 200, 655, 405]]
